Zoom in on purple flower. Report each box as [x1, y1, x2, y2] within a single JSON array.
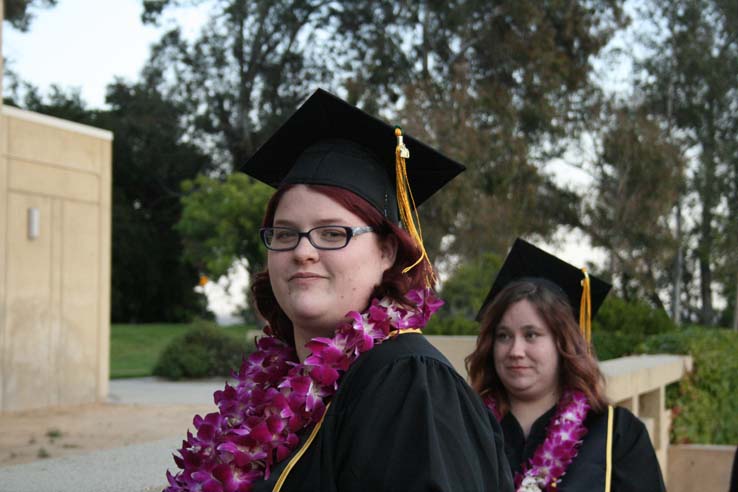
[[280, 375, 330, 415], [217, 435, 268, 467], [304, 334, 351, 371], [212, 463, 261, 492], [195, 412, 225, 443], [405, 288, 444, 326], [165, 469, 224, 492]]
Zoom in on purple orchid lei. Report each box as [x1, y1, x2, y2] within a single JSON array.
[[485, 389, 590, 492], [164, 288, 443, 492]]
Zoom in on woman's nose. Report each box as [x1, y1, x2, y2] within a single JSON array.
[[291, 235, 320, 262], [509, 336, 525, 357]]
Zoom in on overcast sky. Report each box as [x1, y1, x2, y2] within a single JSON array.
[[3, 0, 208, 108]]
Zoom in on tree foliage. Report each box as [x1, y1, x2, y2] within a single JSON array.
[[148, 0, 624, 273], [582, 106, 685, 309], [141, 0, 334, 172], [10, 0, 737, 329], [103, 80, 213, 322], [636, 0, 738, 325], [639, 327, 738, 444], [177, 173, 273, 278], [329, 0, 627, 260], [3, 0, 57, 31]]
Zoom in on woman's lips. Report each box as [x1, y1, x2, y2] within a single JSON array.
[[289, 272, 325, 282]]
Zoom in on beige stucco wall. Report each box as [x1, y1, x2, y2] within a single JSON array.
[[0, 106, 112, 412]]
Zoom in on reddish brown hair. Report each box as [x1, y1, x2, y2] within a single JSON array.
[[251, 184, 434, 347], [465, 278, 609, 415]]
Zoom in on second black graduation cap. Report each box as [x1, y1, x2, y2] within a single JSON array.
[[477, 238, 612, 321], [241, 88, 465, 223]]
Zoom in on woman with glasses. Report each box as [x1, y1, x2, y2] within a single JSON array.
[[467, 239, 665, 492], [164, 89, 514, 492]]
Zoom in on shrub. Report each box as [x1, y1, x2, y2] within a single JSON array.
[[592, 296, 676, 360], [637, 326, 738, 444], [424, 315, 479, 336], [153, 321, 253, 380]]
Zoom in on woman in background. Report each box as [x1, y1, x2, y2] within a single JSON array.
[[467, 238, 665, 492]]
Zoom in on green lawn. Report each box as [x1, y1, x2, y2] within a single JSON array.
[[110, 323, 254, 379]]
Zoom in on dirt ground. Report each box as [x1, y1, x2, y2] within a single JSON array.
[[0, 403, 214, 468]]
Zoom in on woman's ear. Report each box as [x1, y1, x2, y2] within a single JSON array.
[[380, 235, 398, 271]]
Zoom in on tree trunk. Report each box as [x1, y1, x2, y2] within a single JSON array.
[[672, 200, 683, 325], [698, 115, 717, 326], [667, 74, 682, 325], [699, 241, 713, 325], [733, 271, 738, 331]]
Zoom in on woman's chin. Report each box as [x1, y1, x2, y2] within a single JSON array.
[[504, 381, 541, 400], [289, 309, 343, 334]]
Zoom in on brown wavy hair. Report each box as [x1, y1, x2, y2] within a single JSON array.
[[465, 278, 608, 415], [251, 184, 434, 347]]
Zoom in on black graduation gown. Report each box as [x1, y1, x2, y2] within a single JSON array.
[[501, 404, 666, 492], [253, 333, 514, 492]]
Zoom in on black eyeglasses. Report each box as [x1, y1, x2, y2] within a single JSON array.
[[260, 225, 374, 251]]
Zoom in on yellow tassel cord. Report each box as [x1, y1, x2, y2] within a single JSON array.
[[394, 127, 435, 286], [605, 405, 614, 492], [579, 268, 592, 351], [387, 328, 422, 338]]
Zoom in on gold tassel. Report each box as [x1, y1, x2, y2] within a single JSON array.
[[579, 267, 592, 351], [394, 127, 435, 286]]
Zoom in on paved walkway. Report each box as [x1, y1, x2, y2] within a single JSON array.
[[108, 376, 230, 406], [0, 378, 228, 492], [0, 437, 179, 492]]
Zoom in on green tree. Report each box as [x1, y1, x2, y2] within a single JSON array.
[[3, 0, 57, 31], [332, 0, 626, 261], [582, 106, 685, 309], [637, 0, 738, 325], [177, 173, 273, 278], [141, 0, 334, 172], [4, 82, 93, 122], [102, 80, 213, 322], [142, 1, 625, 264], [717, 130, 738, 329]]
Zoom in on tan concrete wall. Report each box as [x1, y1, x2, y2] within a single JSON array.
[[0, 106, 112, 412], [668, 444, 736, 492]]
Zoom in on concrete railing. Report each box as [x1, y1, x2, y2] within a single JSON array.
[[425, 336, 697, 489], [600, 354, 692, 481]]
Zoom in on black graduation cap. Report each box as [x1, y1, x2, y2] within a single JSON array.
[[477, 238, 612, 323], [241, 88, 465, 223]]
